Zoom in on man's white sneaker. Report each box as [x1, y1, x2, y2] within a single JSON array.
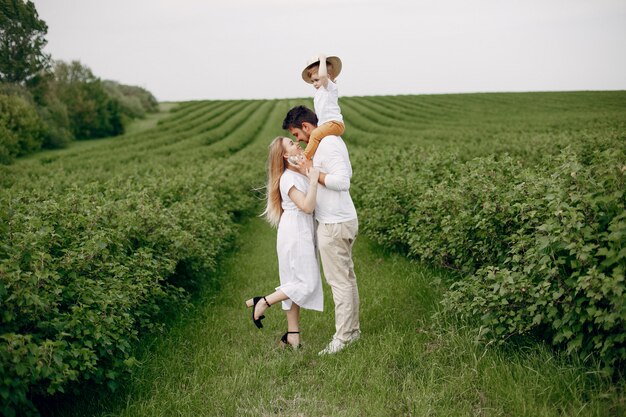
[[347, 330, 361, 344], [318, 338, 347, 355]]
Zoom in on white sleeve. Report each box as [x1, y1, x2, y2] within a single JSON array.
[[279, 174, 294, 199], [321, 146, 351, 191], [325, 79, 338, 93], [280, 172, 307, 197], [293, 174, 309, 194]]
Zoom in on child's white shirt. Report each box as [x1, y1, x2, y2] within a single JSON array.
[[314, 79, 343, 125]]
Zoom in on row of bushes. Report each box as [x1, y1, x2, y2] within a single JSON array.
[[352, 132, 625, 372], [0, 97, 275, 416], [0, 60, 158, 164], [0, 171, 258, 416]]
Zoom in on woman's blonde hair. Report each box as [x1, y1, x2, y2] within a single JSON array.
[[262, 136, 287, 227]]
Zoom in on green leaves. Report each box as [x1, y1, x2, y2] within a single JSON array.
[[2, 91, 624, 413], [0, 97, 267, 413], [0, 0, 50, 84], [353, 107, 626, 374], [0, 93, 45, 163]]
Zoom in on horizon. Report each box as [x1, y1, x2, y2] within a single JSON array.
[[155, 88, 626, 103]]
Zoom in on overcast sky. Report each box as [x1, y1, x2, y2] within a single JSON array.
[[33, 0, 626, 102]]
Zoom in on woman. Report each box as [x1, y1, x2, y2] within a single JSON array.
[[245, 136, 323, 348]]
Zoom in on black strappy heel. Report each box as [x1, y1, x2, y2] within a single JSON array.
[[248, 296, 271, 329], [281, 331, 300, 348]]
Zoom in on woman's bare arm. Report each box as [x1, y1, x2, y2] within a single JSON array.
[[288, 168, 320, 214]]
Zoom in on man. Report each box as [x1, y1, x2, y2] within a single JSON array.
[[282, 105, 360, 355]]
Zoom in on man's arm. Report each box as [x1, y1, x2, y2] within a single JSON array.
[[319, 146, 350, 191], [296, 150, 350, 191]]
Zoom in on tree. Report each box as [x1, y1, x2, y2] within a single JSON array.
[[103, 80, 159, 119], [0, 92, 44, 163], [0, 0, 50, 84], [53, 60, 125, 139], [25, 71, 74, 148]]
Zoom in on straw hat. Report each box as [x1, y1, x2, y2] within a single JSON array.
[[301, 55, 342, 84]]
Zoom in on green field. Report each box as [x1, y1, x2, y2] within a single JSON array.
[[1, 91, 625, 416]]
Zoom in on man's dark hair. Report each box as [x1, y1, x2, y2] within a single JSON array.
[[282, 105, 318, 130]]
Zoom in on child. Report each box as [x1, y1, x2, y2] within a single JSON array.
[[300, 54, 345, 161]]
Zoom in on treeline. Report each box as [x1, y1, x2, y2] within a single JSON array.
[[0, 0, 158, 164]]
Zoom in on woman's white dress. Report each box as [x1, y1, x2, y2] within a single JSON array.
[[276, 169, 324, 311]]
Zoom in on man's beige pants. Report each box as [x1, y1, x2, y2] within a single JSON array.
[[317, 218, 360, 343]]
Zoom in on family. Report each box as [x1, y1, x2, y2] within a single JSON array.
[[245, 55, 359, 355]]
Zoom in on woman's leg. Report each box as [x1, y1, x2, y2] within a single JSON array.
[[246, 291, 301, 346], [284, 303, 301, 346], [247, 289, 288, 320]]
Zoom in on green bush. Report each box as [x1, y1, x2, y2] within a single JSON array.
[[443, 145, 625, 372], [354, 133, 625, 372], [0, 93, 44, 163], [2, 92, 624, 414], [0, 175, 242, 414], [58, 78, 124, 139], [103, 80, 159, 119], [0, 97, 272, 414], [37, 95, 73, 149], [348, 93, 626, 373]]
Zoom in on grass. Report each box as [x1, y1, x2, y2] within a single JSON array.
[[42, 216, 624, 417]]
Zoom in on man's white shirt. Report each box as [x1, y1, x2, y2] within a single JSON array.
[[312, 135, 357, 223]]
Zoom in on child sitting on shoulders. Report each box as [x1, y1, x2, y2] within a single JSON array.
[[301, 54, 345, 160]]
